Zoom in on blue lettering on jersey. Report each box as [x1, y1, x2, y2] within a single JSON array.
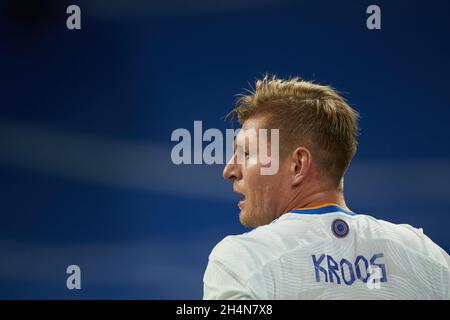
[[312, 254, 328, 282], [312, 253, 388, 285], [327, 255, 341, 284], [355, 255, 370, 282], [340, 258, 355, 285]]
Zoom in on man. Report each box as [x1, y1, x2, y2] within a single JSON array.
[[203, 75, 450, 299]]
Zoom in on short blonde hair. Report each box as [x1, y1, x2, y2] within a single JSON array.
[[229, 74, 359, 188]]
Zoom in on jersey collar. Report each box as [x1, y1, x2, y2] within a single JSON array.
[[289, 203, 356, 216]]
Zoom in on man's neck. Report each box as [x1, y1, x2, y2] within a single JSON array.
[[282, 188, 349, 214]]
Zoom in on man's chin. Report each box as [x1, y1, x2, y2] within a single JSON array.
[[239, 210, 251, 228], [239, 210, 264, 228]]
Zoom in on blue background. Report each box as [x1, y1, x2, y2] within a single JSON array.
[[1, 0, 450, 299]]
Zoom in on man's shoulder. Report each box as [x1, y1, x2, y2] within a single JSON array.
[[209, 226, 277, 262], [209, 218, 309, 268], [207, 224, 292, 285], [204, 225, 287, 299], [352, 213, 450, 266], [211, 214, 447, 259]]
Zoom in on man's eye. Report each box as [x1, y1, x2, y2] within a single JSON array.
[[236, 147, 249, 159]]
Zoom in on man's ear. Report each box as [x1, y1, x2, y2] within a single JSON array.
[[290, 146, 312, 187]]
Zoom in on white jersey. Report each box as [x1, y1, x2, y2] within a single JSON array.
[[203, 203, 450, 300]]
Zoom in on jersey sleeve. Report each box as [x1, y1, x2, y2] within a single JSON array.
[[203, 236, 259, 300], [438, 248, 450, 300], [203, 258, 256, 300]]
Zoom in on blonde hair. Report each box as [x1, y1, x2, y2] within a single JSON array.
[[229, 74, 359, 188]]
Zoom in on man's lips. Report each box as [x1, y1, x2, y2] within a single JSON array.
[[234, 189, 246, 208]]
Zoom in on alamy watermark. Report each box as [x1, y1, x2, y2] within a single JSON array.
[[366, 5, 381, 30], [64, 5, 380, 31], [170, 121, 280, 175], [66, 5, 81, 30], [66, 264, 81, 290]]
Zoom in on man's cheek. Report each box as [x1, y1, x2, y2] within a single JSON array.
[[248, 154, 259, 165]]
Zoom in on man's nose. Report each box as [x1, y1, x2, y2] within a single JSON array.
[[223, 156, 241, 181]]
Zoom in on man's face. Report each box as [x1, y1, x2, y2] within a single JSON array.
[[223, 116, 290, 227]]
